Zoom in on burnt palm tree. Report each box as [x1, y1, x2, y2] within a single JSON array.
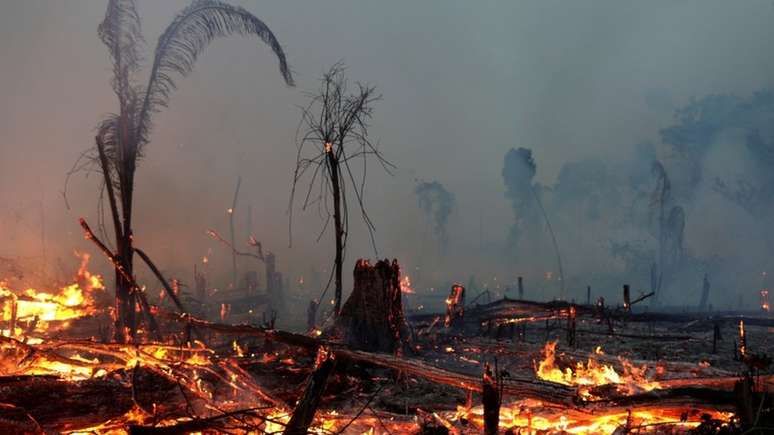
[[92, 0, 293, 341]]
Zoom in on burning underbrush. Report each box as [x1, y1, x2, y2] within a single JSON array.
[[536, 341, 661, 399], [0, 257, 763, 434]]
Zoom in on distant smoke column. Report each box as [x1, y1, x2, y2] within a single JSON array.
[[501, 148, 537, 249], [414, 181, 455, 253]]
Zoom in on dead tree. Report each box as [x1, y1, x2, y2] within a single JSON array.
[[650, 161, 685, 302], [699, 273, 710, 311], [289, 64, 393, 316], [228, 176, 241, 289], [482, 362, 503, 435], [74, 0, 292, 342], [336, 259, 407, 353]]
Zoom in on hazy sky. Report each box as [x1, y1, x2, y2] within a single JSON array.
[[2, 1, 774, 298]]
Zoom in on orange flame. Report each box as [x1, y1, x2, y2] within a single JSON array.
[[536, 342, 660, 399]]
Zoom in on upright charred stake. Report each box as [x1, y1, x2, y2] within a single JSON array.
[[444, 284, 465, 329]]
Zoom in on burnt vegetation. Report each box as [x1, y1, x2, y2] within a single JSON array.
[[4, 1, 774, 435]]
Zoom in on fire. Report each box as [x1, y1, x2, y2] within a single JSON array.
[[452, 399, 732, 434], [400, 275, 414, 294], [1, 253, 104, 336], [536, 342, 660, 399]]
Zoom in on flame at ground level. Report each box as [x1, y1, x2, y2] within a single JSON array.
[[452, 399, 733, 434], [0, 252, 104, 331], [536, 341, 660, 399]]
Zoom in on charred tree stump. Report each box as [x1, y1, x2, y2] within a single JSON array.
[[734, 375, 755, 426], [444, 284, 465, 328], [623, 284, 631, 313], [336, 259, 407, 354], [596, 297, 605, 318], [284, 348, 336, 435], [482, 362, 502, 435], [567, 304, 577, 347]]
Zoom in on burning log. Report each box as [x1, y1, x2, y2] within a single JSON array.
[[444, 284, 465, 328], [0, 369, 178, 431], [158, 311, 578, 406], [335, 259, 408, 354], [283, 347, 336, 435]]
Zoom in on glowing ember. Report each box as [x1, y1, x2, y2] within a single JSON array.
[[400, 274, 414, 294], [451, 399, 733, 434], [536, 342, 660, 399]]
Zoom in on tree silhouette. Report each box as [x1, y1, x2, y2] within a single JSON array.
[[290, 64, 392, 316], [86, 0, 293, 341]]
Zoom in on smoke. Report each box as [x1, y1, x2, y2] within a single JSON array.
[[414, 180, 455, 252], [502, 147, 540, 252], [3, 1, 774, 317]]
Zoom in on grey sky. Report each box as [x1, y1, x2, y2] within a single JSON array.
[[2, 1, 773, 299]]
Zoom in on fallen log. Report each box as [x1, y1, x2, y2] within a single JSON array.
[[283, 348, 336, 435], [0, 370, 177, 432], [158, 311, 769, 411]]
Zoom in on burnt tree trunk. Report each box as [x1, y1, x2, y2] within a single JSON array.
[[96, 137, 135, 343], [444, 284, 465, 328], [284, 348, 336, 435], [482, 363, 501, 435], [337, 259, 407, 354], [328, 150, 344, 316]]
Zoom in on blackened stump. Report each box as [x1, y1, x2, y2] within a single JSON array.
[[337, 259, 407, 354]]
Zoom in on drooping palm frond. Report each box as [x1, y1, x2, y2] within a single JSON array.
[[98, 0, 143, 111], [97, 0, 144, 191], [136, 0, 295, 146]]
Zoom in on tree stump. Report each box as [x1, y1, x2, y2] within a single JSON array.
[[336, 259, 407, 354]]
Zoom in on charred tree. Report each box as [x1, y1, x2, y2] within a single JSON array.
[[290, 64, 392, 316], [482, 362, 503, 435], [699, 273, 711, 311], [336, 259, 408, 354], [75, 0, 293, 342]]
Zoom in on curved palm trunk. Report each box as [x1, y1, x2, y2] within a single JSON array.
[[96, 138, 131, 342], [118, 146, 137, 342]]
